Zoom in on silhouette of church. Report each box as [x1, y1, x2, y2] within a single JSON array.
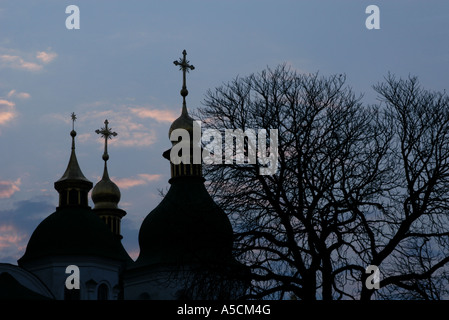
[[0, 51, 248, 300]]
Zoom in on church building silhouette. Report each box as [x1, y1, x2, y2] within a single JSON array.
[[0, 50, 248, 300]]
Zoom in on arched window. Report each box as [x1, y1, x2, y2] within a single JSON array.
[[69, 189, 78, 205], [80, 191, 88, 206], [97, 283, 109, 300]]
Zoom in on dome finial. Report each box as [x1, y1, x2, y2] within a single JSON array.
[[70, 112, 77, 149], [92, 119, 121, 211], [95, 119, 117, 163], [173, 49, 195, 114]]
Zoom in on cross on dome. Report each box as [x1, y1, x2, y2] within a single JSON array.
[[173, 50, 195, 110], [95, 119, 117, 162]]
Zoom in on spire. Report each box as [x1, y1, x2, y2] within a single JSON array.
[[92, 119, 120, 209], [92, 119, 126, 238], [173, 49, 195, 115], [54, 112, 93, 208], [165, 50, 202, 180]]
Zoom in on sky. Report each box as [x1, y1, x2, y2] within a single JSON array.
[[0, 0, 448, 264]]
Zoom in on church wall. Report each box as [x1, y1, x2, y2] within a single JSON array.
[[21, 256, 125, 300], [124, 265, 187, 300]]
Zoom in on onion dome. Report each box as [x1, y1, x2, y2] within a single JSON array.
[[91, 119, 126, 238], [135, 177, 235, 267], [168, 103, 195, 141], [91, 165, 121, 209], [18, 113, 131, 266]]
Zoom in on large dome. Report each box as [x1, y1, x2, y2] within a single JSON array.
[[134, 178, 235, 268], [18, 206, 132, 264]]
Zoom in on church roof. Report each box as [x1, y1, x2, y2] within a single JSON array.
[[0, 272, 53, 300], [19, 113, 131, 265], [18, 206, 132, 264], [54, 128, 93, 191], [134, 177, 235, 268]]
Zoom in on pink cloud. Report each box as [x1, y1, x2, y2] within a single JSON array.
[[0, 224, 27, 261], [7, 90, 30, 99], [111, 131, 157, 147], [36, 51, 57, 64], [0, 99, 15, 108], [76, 109, 159, 148], [130, 107, 177, 123], [0, 178, 21, 198], [0, 225, 26, 248], [0, 111, 15, 125], [0, 100, 16, 125], [114, 174, 161, 190], [0, 54, 42, 71]]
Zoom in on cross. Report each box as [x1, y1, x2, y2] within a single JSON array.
[[71, 112, 77, 131], [95, 119, 117, 162], [173, 50, 195, 101], [69, 112, 78, 150]]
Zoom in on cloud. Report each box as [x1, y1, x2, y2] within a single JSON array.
[[0, 99, 17, 125], [79, 108, 159, 148], [130, 107, 178, 123], [45, 104, 165, 149], [0, 224, 26, 249], [0, 224, 27, 263], [114, 173, 161, 190], [0, 99, 15, 108], [0, 49, 57, 72], [0, 198, 55, 263], [0, 54, 42, 71], [36, 51, 57, 64], [7, 89, 30, 99], [0, 178, 21, 198]]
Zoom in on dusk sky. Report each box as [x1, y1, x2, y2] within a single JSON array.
[[0, 0, 448, 263]]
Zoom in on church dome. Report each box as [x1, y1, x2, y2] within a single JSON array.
[[91, 165, 121, 209], [134, 178, 235, 267], [168, 105, 195, 139], [18, 113, 131, 265], [18, 206, 132, 264]]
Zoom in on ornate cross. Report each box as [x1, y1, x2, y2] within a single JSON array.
[[70, 112, 78, 149], [173, 50, 195, 102], [71, 112, 77, 131], [95, 119, 117, 162]]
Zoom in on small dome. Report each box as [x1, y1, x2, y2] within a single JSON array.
[[168, 105, 196, 140], [91, 165, 121, 209]]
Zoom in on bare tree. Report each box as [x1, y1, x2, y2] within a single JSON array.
[[197, 65, 449, 300], [353, 74, 449, 300]]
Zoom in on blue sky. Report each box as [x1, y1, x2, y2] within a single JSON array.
[[0, 0, 448, 262]]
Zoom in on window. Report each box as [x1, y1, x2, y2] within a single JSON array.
[[97, 283, 109, 300], [69, 189, 78, 205]]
